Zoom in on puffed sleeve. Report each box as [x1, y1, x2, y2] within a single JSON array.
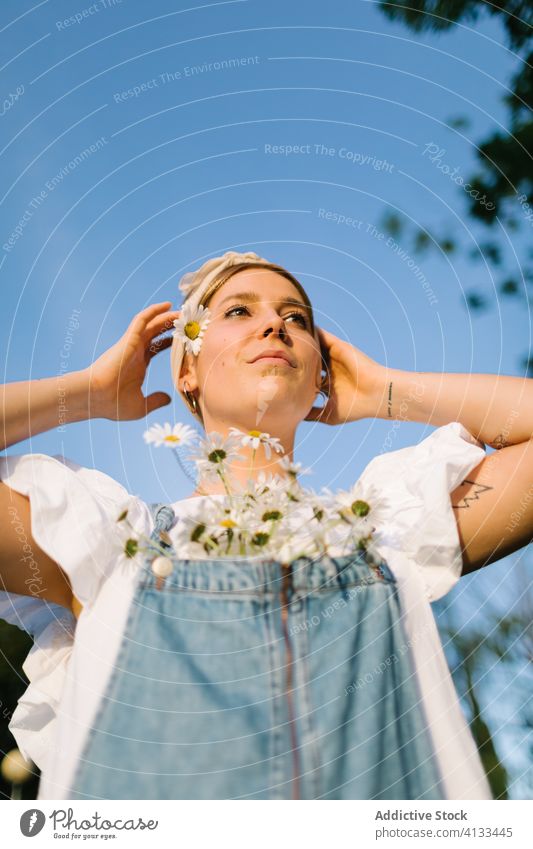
[[0, 451, 149, 771], [358, 422, 486, 601], [0, 451, 147, 607]]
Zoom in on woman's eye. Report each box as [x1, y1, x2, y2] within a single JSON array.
[[224, 305, 250, 317], [224, 305, 309, 328], [286, 312, 309, 328]]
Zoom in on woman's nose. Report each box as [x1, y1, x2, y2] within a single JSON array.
[[260, 311, 287, 339]]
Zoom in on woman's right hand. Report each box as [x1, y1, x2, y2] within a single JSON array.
[[85, 302, 181, 421]]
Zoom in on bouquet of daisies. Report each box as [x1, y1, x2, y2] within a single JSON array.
[[114, 422, 387, 567]]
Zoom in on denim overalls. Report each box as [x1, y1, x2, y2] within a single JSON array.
[[67, 502, 445, 800]]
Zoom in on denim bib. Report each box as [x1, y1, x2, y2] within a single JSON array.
[[68, 502, 445, 800]]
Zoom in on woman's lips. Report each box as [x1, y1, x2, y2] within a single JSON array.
[[249, 348, 296, 367], [251, 355, 293, 366]]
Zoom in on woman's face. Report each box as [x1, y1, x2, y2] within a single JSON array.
[[180, 268, 322, 432]]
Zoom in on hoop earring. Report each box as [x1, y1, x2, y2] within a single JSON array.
[[183, 381, 198, 414]]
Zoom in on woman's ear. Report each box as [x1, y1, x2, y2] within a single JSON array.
[[318, 338, 330, 387], [178, 352, 199, 394]]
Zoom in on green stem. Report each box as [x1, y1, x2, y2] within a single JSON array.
[[250, 447, 257, 485], [217, 466, 234, 501]]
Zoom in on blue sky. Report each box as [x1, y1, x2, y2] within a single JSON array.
[[1, 0, 531, 795]]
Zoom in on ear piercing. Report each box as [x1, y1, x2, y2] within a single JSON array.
[[183, 381, 198, 414]]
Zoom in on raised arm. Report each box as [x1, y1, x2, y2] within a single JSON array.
[[0, 302, 179, 615], [374, 368, 533, 450], [374, 368, 533, 573], [305, 327, 533, 574], [1, 301, 180, 452]]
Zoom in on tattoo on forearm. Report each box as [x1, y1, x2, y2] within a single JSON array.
[[387, 382, 393, 418], [452, 479, 494, 509]]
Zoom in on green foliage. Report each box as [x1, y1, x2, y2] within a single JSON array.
[[378, 0, 533, 367], [435, 596, 533, 799], [0, 621, 40, 799], [379, 1, 533, 50], [381, 211, 404, 237], [464, 291, 488, 311]]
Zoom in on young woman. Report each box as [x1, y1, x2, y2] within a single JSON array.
[[1, 250, 532, 801]]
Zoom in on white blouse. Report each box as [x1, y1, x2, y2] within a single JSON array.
[[0, 422, 492, 800]]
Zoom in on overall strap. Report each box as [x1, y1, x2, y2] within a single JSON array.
[[147, 502, 176, 536], [140, 503, 177, 586]]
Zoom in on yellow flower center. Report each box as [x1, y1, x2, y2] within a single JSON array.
[[249, 430, 262, 438], [164, 435, 180, 443], [351, 499, 370, 517], [185, 320, 201, 340], [220, 518, 237, 528]]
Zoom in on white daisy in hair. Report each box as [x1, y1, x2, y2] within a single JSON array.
[[143, 422, 198, 449], [228, 427, 285, 460], [172, 302, 211, 355]]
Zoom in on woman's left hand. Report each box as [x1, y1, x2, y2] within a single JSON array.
[[304, 327, 385, 425]]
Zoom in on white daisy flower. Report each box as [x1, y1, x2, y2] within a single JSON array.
[[115, 498, 133, 524], [333, 481, 389, 531], [143, 422, 198, 449], [277, 456, 312, 479], [276, 531, 313, 565], [246, 489, 286, 529], [141, 418, 384, 563], [111, 513, 143, 571], [191, 431, 244, 484], [229, 427, 285, 460], [172, 302, 211, 355], [254, 470, 289, 495]]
